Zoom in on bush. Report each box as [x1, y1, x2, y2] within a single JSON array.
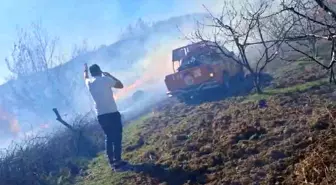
[[0, 115, 105, 185]]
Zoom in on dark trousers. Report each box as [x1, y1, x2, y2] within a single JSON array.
[[97, 111, 123, 164]]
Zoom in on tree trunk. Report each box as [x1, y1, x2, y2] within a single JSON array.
[[311, 39, 318, 59], [253, 72, 263, 94]]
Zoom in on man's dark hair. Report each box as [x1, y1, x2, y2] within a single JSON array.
[[89, 64, 102, 77]]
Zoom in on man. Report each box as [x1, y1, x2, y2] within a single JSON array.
[[84, 63, 128, 171]]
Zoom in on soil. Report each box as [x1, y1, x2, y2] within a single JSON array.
[[119, 83, 336, 185]]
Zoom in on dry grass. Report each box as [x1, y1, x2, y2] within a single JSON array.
[[284, 109, 336, 185], [75, 82, 336, 185], [1, 57, 336, 185], [0, 115, 105, 185], [292, 139, 336, 185]]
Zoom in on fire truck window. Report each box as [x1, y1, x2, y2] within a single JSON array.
[[177, 56, 201, 71]]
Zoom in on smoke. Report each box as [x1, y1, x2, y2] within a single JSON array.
[[108, 37, 191, 120], [113, 39, 189, 101], [0, 107, 20, 137], [0, 13, 201, 149]]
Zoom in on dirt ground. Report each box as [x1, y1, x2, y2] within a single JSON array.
[[117, 83, 336, 185], [76, 59, 336, 185]]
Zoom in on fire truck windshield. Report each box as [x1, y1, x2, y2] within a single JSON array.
[[177, 56, 201, 71]]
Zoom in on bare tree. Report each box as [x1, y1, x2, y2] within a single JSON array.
[[190, 0, 292, 93], [5, 22, 60, 78], [71, 39, 89, 59], [279, 0, 336, 83], [119, 18, 151, 39], [4, 22, 87, 116], [288, 1, 323, 58]]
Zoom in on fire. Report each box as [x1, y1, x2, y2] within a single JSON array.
[[113, 40, 188, 101], [114, 75, 153, 100], [0, 107, 20, 135], [10, 119, 20, 133]]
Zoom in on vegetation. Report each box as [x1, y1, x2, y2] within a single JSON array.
[[190, 0, 336, 93], [2, 0, 336, 185], [75, 77, 336, 184], [0, 55, 335, 185]]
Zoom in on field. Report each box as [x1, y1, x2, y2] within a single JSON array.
[[73, 60, 336, 185]]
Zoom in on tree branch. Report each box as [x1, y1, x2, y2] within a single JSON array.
[[282, 5, 336, 28], [52, 108, 75, 131]]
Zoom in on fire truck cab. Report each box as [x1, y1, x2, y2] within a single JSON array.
[[164, 40, 244, 103]]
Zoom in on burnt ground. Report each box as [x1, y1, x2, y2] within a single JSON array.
[[75, 60, 336, 185]]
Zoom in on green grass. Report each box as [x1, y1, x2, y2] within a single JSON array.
[[123, 114, 151, 146], [244, 78, 328, 103], [75, 77, 330, 185], [268, 78, 327, 93], [75, 114, 152, 185], [271, 57, 324, 79], [75, 155, 135, 185]]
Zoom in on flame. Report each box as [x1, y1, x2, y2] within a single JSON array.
[[0, 107, 20, 135], [114, 75, 153, 100], [113, 40, 189, 101]]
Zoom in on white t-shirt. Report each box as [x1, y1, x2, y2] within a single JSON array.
[[85, 76, 118, 116]]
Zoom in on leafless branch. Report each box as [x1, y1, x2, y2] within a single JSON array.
[[276, 0, 336, 83], [52, 108, 75, 131], [282, 4, 336, 28], [187, 0, 295, 93]]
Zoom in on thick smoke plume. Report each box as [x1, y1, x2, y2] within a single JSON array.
[[0, 14, 198, 149]]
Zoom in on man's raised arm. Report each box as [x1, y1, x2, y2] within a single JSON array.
[[103, 72, 124, 89], [84, 63, 90, 79], [84, 63, 90, 87]]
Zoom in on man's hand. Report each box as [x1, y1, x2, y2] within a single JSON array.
[[103, 71, 124, 89], [84, 63, 88, 71], [84, 63, 89, 79], [102, 72, 110, 76]]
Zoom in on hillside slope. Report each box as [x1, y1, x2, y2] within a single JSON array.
[[0, 13, 205, 143], [73, 61, 336, 185]]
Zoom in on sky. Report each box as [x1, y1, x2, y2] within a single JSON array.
[[0, 0, 222, 85]]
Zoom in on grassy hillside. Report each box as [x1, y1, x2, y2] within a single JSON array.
[[0, 56, 334, 185], [73, 60, 336, 185]]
